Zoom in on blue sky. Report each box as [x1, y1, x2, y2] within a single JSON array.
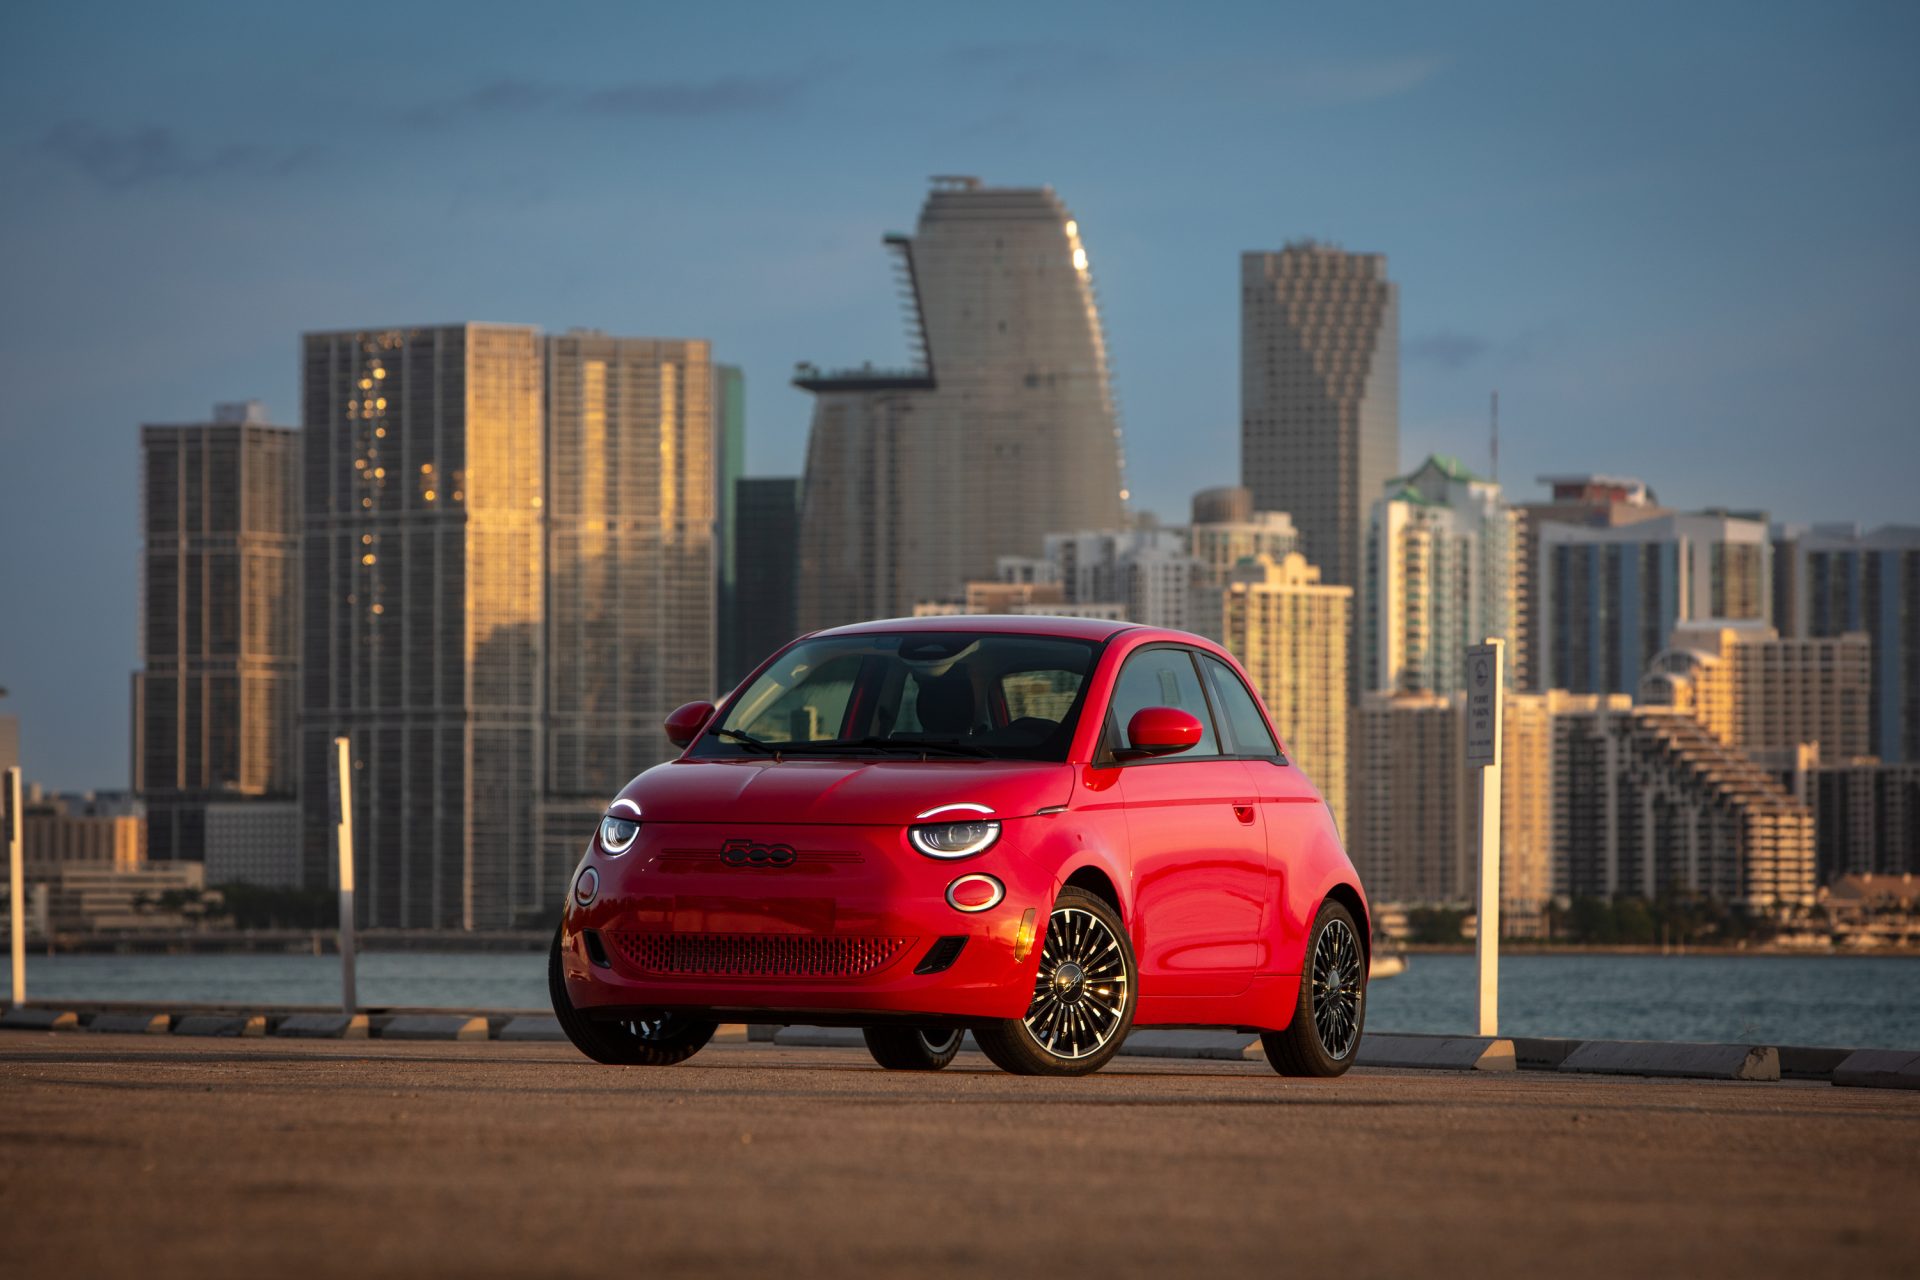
[[1, 0, 1915, 788]]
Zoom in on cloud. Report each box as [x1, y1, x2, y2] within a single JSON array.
[[400, 78, 561, 128], [1407, 331, 1492, 369], [581, 74, 804, 117], [36, 121, 323, 189]]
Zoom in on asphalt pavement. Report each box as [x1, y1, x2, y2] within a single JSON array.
[[1, 1032, 1915, 1278]]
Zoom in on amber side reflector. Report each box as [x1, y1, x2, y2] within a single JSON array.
[[1014, 908, 1039, 963]]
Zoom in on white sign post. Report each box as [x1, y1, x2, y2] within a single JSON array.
[[330, 737, 357, 1016], [6, 767, 23, 1007], [1464, 638, 1504, 1037]]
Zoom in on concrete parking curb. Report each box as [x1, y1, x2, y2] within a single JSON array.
[[1357, 1034, 1515, 1072], [89, 1012, 170, 1035], [275, 1013, 370, 1039], [1558, 1040, 1780, 1081], [380, 1014, 489, 1042], [172, 1014, 267, 1038], [1831, 1049, 1920, 1090], [0, 1007, 80, 1031]]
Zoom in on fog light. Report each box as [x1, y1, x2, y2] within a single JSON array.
[[1014, 907, 1038, 962], [945, 874, 1004, 913], [574, 865, 599, 907]]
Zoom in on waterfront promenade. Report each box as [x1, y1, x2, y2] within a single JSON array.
[[3, 1032, 1915, 1278]]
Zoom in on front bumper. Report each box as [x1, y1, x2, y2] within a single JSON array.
[[559, 819, 1054, 1023]]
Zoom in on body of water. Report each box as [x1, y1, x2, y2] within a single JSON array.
[[5, 950, 1917, 1049]]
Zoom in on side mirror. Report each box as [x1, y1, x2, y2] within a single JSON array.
[[1121, 707, 1203, 760], [664, 701, 716, 749]]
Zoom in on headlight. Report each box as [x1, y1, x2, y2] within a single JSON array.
[[599, 815, 640, 854], [908, 820, 1000, 859]]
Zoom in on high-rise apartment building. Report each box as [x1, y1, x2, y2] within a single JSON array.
[[1804, 761, 1920, 881], [300, 324, 544, 929], [1639, 623, 1872, 768], [1240, 243, 1398, 598], [133, 402, 300, 868], [729, 477, 802, 681], [1538, 511, 1771, 697], [796, 178, 1126, 629], [1514, 474, 1667, 691], [540, 333, 715, 905], [1555, 705, 1815, 910], [1040, 528, 1210, 633], [1222, 553, 1350, 839], [1189, 489, 1299, 589], [1771, 523, 1920, 763], [1363, 454, 1517, 697]]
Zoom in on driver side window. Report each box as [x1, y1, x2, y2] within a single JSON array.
[[1106, 648, 1219, 758]]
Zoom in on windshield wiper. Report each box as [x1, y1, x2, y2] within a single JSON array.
[[713, 728, 777, 755], [784, 736, 993, 759]]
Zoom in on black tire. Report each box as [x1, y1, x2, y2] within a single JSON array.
[[549, 927, 717, 1066], [1261, 899, 1366, 1077], [862, 1025, 963, 1071], [973, 886, 1136, 1077]]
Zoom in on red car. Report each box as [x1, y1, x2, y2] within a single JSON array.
[[550, 616, 1368, 1077]]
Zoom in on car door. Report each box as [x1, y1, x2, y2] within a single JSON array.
[[1195, 650, 1318, 974], [1108, 645, 1267, 998]]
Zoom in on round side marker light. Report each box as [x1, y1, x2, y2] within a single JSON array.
[[574, 866, 600, 908], [945, 874, 1005, 913]]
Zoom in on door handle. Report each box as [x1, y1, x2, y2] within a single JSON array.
[[1232, 803, 1256, 825]]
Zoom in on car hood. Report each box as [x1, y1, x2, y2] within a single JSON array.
[[612, 757, 1075, 826]]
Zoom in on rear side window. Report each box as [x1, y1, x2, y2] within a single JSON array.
[[1200, 654, 1282, 759], [1107, 647, 1219, 757]]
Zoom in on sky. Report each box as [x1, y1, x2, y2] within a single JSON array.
[[1, 0, 1915, 790]]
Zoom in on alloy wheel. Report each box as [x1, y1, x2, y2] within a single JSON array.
[[1023, 905, 1131, 1059], [1311, 918, 1363, 1060]]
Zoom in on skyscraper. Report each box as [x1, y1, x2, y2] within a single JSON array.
[[1538, 511, 1772, 697], [133, 402, 300, 866], [1222, 553, 1351, 839], [1240, 243, 1399, 597], [728, 477, 802, 682], [1514, 474, 1668, 691], [796, 178, 1126, 628], [712, 364, 747, 684], [1363, 454, 1518, 696], [300, 324, 544, 929], [540, 332, 715, 903], [1771, 523, 1920, 763]]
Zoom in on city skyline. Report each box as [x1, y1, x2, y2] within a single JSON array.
[[3, 1, 1918, 788]]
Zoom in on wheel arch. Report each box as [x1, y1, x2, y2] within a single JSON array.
[[1320, 882, 1371, 963], [1062, 862, 1126, 923]]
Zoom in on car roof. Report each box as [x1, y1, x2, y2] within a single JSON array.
[[811, 614, 1142, 643]]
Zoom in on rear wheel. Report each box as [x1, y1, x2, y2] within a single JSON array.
[[1261, 900, 1366, 1077], [862, 1026, 963, 1071], [974, 887, 1136, 1077], [549, 927, 717, 1066]]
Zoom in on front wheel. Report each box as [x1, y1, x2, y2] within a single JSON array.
[[863, 1026, 963, 1071], [549, 927, 717, 1066], [1261, 900, 1366, 1077], [973, 887, 1136, 1077]]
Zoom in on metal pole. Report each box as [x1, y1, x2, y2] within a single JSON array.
[[1473, 639, 1505, 1037], [331, 737, 356, 1015], [7, 767, 23, 1007]]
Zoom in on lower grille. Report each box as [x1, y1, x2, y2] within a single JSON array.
[[606, 931, 913, 978]]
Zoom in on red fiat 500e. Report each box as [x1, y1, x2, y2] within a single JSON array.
[[551, 616, 1369, 1077]]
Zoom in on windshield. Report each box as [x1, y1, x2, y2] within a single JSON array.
[[693, 631, 1102, 762]]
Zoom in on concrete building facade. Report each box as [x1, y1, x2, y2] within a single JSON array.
[[796, 179, 1126, 629], [133, 403, 301, 867]]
